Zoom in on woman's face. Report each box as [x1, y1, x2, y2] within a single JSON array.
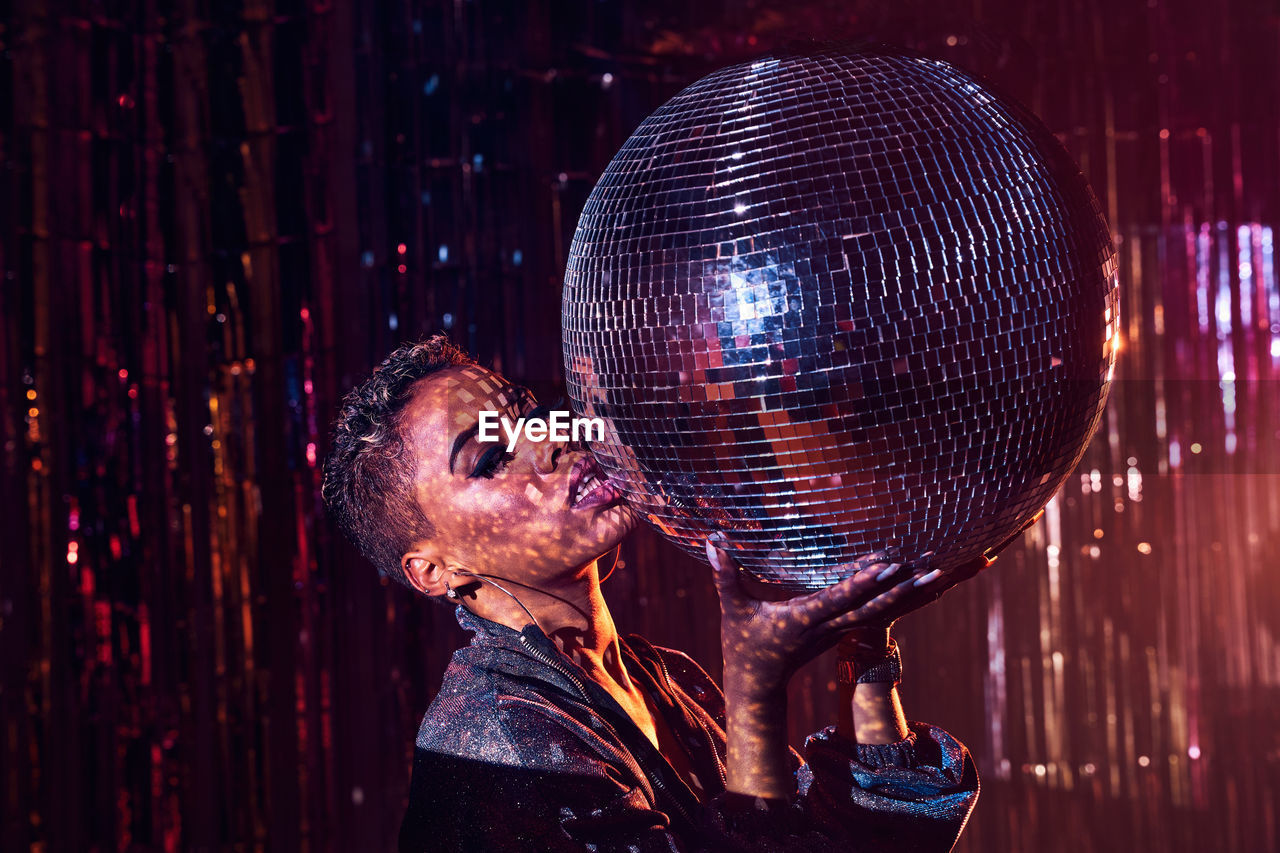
[[399, 364, 636, 589]]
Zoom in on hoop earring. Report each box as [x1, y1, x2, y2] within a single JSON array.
[[598, 545, 622, 584]]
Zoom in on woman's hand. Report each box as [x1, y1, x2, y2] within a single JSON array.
[[836, 508, 1044, 632], [706, 510, 1042, 798], [706, 539, 928, 696], [707, 539, 938, 798]]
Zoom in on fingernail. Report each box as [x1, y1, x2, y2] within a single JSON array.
[[913, 568, 944, 587], [875, 563, 903, 582], [706, 540, 725, 569]]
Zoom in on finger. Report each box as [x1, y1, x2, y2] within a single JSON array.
[[706, 538, 748, 607], [794, 559, 903, 621], [824, 577, 918, 632], [910, 564, 980, 605], [913, 568, 944, 587]]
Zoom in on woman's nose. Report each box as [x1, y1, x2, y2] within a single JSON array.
[[532, 435, 566, 475]]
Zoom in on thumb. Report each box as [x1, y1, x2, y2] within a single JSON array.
[[705, 537, 746, 604]]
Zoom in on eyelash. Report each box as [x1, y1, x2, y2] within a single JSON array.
[[469, 445, 514, 479], [465, 395, 568, 479]]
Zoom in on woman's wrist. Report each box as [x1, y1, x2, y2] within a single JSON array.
[[835, 628, 910, 744], [724, 700, 792, 798], [847, 683, 910, 744], [723, 679, 793, 799]]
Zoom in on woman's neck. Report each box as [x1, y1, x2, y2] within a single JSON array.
[[463, 557, 658, 740], [466, 558, 636, 692]]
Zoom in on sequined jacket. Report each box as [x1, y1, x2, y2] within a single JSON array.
[[399, 605, 978, 852]]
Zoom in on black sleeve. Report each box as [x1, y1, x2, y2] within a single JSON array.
[[399, 747, 685, 853], [398, 698, 840, 853], [399, 745, 860, 853]]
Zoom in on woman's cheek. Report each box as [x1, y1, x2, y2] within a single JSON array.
[[467, 484, 548, 530]]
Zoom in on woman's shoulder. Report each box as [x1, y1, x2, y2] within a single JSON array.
[[415, 651, 519, 757], [417, 639, 625, 763]]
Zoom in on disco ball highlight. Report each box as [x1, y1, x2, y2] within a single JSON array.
[[562, 46, 1119, 591]]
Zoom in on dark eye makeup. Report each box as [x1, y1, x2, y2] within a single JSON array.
[[464, 395, 569, 479], [469, 444, 514, 479]]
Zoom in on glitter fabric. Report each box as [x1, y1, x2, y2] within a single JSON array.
[[398, 605, 977, 851], [562, 46, 1119, 590]]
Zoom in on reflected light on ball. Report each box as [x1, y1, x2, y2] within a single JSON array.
[[563, 46, 1118, 591]]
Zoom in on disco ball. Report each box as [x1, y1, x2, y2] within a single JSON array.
[[562, 46, 1119, 591]]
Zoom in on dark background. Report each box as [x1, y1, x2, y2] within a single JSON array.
[[3, 0, 1280, 850]]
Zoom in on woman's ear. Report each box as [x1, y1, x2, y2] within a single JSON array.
[[402, 549, 449, 598]]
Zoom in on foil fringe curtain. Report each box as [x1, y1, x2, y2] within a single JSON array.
[[1, 1, 1278, 851]]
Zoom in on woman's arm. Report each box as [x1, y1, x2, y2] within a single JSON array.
[[708, 539, 928, 799], [707, 514, 1041, 848], [837, 627, 910, 744], [708, 539, 981, 851]]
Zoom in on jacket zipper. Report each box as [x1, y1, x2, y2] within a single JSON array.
[[518, 634, 589, 698], [650, 648, 729, 789]]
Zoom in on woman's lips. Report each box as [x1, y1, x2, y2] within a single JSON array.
[[574, 478, 623, 510], [567, 456, 624, 510]]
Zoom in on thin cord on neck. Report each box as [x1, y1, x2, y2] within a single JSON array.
[[452, 570, 544, 633], [597, 545, 621, 584]]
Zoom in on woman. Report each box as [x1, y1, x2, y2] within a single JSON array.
[[322, 334, 996, 852]]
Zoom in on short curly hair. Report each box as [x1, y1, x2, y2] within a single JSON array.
[[321, 334, 474, 589]]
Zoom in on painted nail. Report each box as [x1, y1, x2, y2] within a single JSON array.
[[875, 563, 903, 582], [913, 568, 944, 587]]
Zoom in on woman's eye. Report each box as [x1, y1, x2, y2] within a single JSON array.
[[468, 445, 514, 479]]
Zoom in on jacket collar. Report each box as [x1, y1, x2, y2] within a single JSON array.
[[453, 602, 524, 641], [451, 603, 666, 698], [451, 603, 589, 688], [451, 604, 711, 816]]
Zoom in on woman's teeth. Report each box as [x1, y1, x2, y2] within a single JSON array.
[[575, 472, 605, 504]]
